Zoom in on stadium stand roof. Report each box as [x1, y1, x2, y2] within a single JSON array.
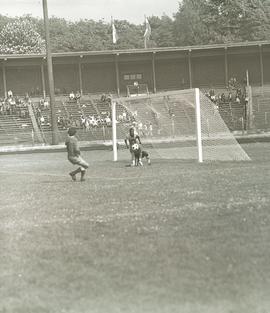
[[0, 40, 270, 60]]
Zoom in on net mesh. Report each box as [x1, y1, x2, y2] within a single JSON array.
[[114, 89, 250, 162]]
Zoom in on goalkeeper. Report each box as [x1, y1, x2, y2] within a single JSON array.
[[125, 127, 141, 166], [125, 127, 151, 166]]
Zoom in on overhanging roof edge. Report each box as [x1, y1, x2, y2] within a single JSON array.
[[0, 40, 270, 60]]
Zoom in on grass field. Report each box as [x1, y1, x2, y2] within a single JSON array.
[[1, 142, 270, 313]]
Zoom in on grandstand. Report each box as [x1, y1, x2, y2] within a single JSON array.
[[1, 40, 270, 146], [0, 86, 268, 147], [0, 112, 33, 145]]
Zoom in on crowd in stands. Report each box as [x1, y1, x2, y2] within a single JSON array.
[[205, 77, 249, 130], [205, 77, 248, 110], [69, 91, 81, 102], [132, 120, 154, 137], [0, 90, 30, 118], [2, 80, 249, 136], [80, 113, 112, 130]]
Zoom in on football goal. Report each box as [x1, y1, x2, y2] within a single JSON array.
[[111, 88, 250, 162], [126, 83, 149, 97]]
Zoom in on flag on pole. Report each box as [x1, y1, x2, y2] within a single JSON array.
[[112, 17, 119, 44], [144, 16, 151, 40]]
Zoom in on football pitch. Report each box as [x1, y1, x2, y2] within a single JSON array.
[[1, 142, 270, 313]]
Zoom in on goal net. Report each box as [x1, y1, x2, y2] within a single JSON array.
[[112, 88, 250, 162], [127, 83, 149, 97]]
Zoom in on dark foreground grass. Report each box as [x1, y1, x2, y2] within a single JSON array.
[[1, 142, 270, 313]]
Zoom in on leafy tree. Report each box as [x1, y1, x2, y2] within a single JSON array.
[[238, 0, 270, 41], [173, 0, 210, 46], [111, 20, 144, 49], [148, 15, 176, 47], [174, 0, 270, 45], [0, 18, 45, 54], [1, 2, 270, 54]]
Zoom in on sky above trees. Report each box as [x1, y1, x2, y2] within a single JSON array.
[[1, 0, 179, 24], [1, 0, 270, 54]]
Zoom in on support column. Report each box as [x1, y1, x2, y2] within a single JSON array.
[[152, 52, 157, 93], [112, 100, 118, 161], [78, 57, 83, 95], [43, 0, 59, 145], [188, 50, 192, 89], [195, 88, 203, 163], [259, 44, 264, 88], [41, 62, 46, 98], [2, 61, 7, 98], [115, 54, 120, 96], [224, 47, 228, 86]]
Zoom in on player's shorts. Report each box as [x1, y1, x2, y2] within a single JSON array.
[[141, 151, 149, 158], [68, 156, 89, 169]]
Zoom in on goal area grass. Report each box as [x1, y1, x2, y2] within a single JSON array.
[[1, 142, 270, 313]]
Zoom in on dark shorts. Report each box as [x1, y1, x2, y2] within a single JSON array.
[[134, 150, 149, 159], [68, 156, 89, 169], [141, 151, 149, 158]]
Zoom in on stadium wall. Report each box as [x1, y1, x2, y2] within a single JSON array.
[[0, 41, 270, 97]]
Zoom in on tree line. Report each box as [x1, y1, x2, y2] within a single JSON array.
[[1, 0, 270, 54]]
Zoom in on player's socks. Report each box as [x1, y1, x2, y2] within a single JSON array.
[[147, 158, 151, 165], [69, 168, 81, 181], [80, 170, 86, 182], [138, 159, 143, 166], [69, 173, 76, 181]]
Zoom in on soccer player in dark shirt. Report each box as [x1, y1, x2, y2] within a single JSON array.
[[65, 127, 89, 181], [125, 127, 141, 166]]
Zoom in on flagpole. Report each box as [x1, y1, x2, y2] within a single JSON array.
[[111, 16, 115, 50], [144, 15, 147, 49], [112, 16, 119, 49], [42, 0, 58, 145], [143, 15, 151, 49]]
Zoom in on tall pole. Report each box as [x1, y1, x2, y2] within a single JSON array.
[[195, 88, 203, 163], [78, 61, 83, 95], [2, 62, 7, 98], [259, 45, 264, 89], [42, 0, 58, 145], [40, 63, 46, 98], [144, 37, 147, 49], [115, 54, 120, 96], [224, 47, 228, 86], [111, 100, 118, 161], [188, 50, 193, 89], [152, 52, 157, 93]]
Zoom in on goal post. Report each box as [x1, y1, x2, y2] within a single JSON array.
[[195, 88, 203, 163], [111, 88, 250, 162]]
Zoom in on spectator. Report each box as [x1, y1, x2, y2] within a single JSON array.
[[149, 122, 153, 137], [143, 124, 148, 137], [138, 121, 143, 136], [7, 90, 13, 98], [44, 100, 49, 109], [100, 94, 106, 102], [105, 115, 111, 126], [75, 91, 81, 102], [40, 115, 45, 125], [69, 91, 75, 100]]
